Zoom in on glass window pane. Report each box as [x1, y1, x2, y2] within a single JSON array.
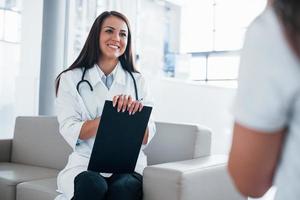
[[0, 10, 4, 39], [66, 0, 97, 66], [204, 80, 237, 88], [4, 10, 21, 42], [0, 0, 22, 139], [1, 0, 22, 11], [214, 0, 267, 51], [182, 29, 214, 52], [189, 56, 207, 80], [0, 0, 5, 7], [215, 0, 267, 29], [214, 28, 246, 51], [96, 0, 107, 15], [180, 0, 214, 52], [0, 38, 20, 139], [174, 54, 192, 79], [207, 55, 240, 80]]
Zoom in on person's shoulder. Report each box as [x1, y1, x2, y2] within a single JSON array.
[[241, 7, 283, 65], [246, 7, 275, 37]]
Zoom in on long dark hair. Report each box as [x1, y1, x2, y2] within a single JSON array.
[[273, 0, 300, 57], [55, 11, 137, 95]]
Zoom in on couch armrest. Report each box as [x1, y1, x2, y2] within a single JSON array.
[[0, 139, 12, 162], [193, 125, 211, 158], [143, 155, 245, 200]]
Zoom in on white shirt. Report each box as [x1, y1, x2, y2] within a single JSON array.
[[55, 62, 155, 199], [233, 7, 300, 200], [96, 63, 116, 89]]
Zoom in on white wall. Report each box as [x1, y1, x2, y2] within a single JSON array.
[[150, 78, 236, 154]]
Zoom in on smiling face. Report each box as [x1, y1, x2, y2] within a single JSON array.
[[99, 15, 129, 61]]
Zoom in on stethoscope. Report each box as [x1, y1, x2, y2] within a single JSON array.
[[76, 67, 139, 100]]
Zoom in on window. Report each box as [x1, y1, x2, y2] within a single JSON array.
[[0, 0, 21, 43], [65, 0, 114, 66], [65, 0, 267, 87], [170, 0, 267, 87], [0, 0, 22, 139], [66, 0, 98, 66]]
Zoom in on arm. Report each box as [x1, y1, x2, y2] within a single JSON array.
[[143, 128, 149, 144], [56, 73, 86, 149], [228, 122, 284, 198], [79, 118, 101, 140]]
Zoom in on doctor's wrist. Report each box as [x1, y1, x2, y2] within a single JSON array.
[[79, 118, 100, 140]]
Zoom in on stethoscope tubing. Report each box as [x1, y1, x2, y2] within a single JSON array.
[[76, 67, 139, 101]]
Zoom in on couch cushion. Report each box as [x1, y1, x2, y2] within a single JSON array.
[[0, 162, 58, 200], [17, 178, 58, 200], [144, 122, 211, 165], [0, 183, 15, 200], [0, 162, 58, 186], [143, 155, 244, 200], [11, 116, 72, 170]]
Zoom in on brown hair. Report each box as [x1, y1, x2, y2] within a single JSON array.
[[274, 0, 300, 58], [55, 11, 137, 95]]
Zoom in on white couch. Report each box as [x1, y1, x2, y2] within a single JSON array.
[[0, 116, 244, 200]]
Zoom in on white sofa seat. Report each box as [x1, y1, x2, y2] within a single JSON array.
[[0, 162, 58, 200], [16, 178, 57, 200], [143, 155, 243, 200]]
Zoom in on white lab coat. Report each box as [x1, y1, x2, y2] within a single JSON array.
[[54, 62, 156, 200]]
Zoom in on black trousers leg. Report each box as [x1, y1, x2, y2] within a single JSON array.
[[73, 171, 108, 200], [106, 173, 143, 200]]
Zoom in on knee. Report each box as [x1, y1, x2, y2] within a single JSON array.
[[74, 171, 108, 195], [110, 173, 142, 194], [74, 171, 97, 186]]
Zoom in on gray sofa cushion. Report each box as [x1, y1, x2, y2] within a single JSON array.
[[11, 116, 72, 170], [0, 183, 14, 200], [17, 178, 58, 200], [0, 139, 12, 162], [0, 162, 58, 185], [0, 162, 58, 200], [144, 122, 211, 165]]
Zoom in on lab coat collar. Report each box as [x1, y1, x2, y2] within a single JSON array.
[[88, 61, 126, 87]]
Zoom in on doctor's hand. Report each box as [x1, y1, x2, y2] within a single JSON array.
[[113, 94, 143, 115]]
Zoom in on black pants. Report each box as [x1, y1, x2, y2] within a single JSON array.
[[72, 171, 143, 200]]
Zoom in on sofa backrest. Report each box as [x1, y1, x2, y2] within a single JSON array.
[[144, 121, 212, 165], [11, 116, 72, 170], [11, 116, 212, 169]]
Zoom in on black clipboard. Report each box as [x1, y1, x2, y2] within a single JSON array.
[[88, 100, 152, 173]]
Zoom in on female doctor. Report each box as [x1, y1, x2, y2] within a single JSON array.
[[54, 11, 155, 200]]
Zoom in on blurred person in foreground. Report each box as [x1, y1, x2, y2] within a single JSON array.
[[228, 0, 300, 199]]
